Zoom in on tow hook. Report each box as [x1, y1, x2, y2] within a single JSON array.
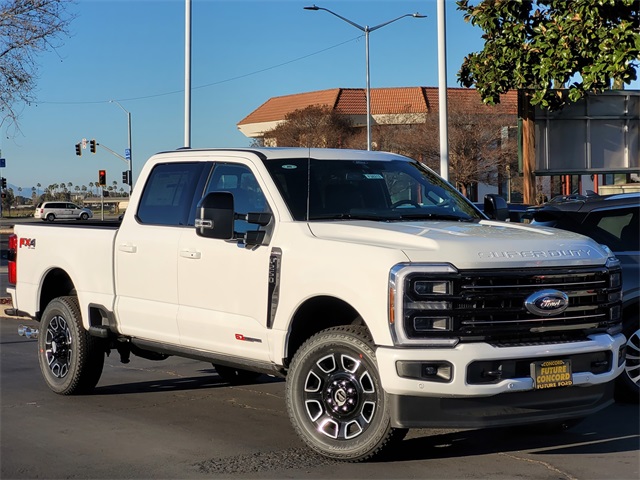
[[18, 325, 39, 339]]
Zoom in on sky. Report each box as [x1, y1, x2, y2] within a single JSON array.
[[1, 0, 638, 195]]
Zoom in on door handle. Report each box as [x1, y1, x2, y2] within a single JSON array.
[[118, 244, 137, 253], [180, 249, 201, 259]]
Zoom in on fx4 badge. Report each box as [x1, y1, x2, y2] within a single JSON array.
[[19, 238, 36, 249]]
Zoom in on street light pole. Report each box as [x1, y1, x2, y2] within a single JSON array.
[[110, 100, 133, 194], [304, 5, 425, 151]]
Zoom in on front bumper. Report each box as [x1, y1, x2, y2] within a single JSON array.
[[376, 333, 625, 428], [389, 382, 613, 429]]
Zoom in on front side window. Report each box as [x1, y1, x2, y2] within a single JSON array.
[[263, 158, 480, 222], [202, 163, 270, 234], [137, 162, 208, 226]]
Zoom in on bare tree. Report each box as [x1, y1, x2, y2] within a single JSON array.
[[379, 107, 518, 199], [0, 0, 75, 131], [263, 105, 354, 148]]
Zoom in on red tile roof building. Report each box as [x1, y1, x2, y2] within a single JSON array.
[[237, 87, 518, 139]]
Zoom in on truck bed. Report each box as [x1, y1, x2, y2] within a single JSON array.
[[10, 221, 121, 322]]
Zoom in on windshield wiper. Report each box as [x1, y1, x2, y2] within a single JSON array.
[[308, 213, 396, 221], [396, 213, 476, 222]]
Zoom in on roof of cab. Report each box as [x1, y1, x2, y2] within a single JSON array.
[[154, 147, 411, 162]]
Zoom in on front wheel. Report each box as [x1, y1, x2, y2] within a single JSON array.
[[286, 326, 405, 462], [616, 320, 640, 403], [38, 296, 105, 395], [80, 212, 89, 220]]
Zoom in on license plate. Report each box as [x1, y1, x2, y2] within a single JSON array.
[[531, 359, 573, 389]]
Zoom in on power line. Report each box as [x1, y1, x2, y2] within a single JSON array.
[[35, 36, 363, 106]]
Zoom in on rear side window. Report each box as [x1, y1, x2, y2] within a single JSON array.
[[137, 162, 209, 226]]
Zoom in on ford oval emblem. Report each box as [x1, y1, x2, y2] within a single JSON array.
[[524, 289, 569, 316]]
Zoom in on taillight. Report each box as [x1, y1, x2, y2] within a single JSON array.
[[8, 233, 17, 285]]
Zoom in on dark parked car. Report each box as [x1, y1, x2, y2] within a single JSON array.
[[530, 192, 640, 403], [474, 197, 531, 222]]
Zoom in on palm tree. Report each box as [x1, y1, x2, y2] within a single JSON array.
[[89, 182, 94, 196], [37, 182, 41, 196]]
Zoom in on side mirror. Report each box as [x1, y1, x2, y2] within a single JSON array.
[[195, 192, 235, 239], [483, 194, 509, 221]]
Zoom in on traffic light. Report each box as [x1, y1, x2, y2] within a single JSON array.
[[75, 143, 82, 156], [122, 170, 131, 185], [1, 177, 6, 189], [98, 169, 106, 186], [90, 139, 97, 154]]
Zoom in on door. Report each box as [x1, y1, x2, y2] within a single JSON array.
[[114, 161, 209, 344], [177, 162, 274, 361], [582, 205, 639, 303], [66, 203, 78, 219]]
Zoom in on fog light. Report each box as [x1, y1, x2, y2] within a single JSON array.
[[396, 361, 453, 383], [423, 362, 452, 382]]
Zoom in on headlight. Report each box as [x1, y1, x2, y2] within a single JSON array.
[[389, 263, 460, 347], [601, 244, 620, 269]]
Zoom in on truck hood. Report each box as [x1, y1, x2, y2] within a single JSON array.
[[307, 220, 608, 269]]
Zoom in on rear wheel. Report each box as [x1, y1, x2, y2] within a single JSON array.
[[286, 326, 406, 462], [46, 213, 55, 222], [38, 296, 104, 395]]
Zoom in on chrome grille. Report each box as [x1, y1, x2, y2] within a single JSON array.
[[402, 266, 621, 342]]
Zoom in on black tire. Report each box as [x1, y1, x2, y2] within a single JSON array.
[[286, 326, 406, 462], [616, 321, 640, 403], [46, 213, 55, 222], [212, 364, 262, 384], [80, 212, 89, 220], [38, 296, 105, 395]]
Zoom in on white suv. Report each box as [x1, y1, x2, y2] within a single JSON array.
[[34, 202, 93, 222]]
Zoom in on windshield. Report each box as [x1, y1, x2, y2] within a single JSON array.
[[263, 157, 482, 222]]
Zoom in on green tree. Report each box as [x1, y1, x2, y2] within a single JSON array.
[[457, 0, 640, 110], [1, 187, 14, 213]]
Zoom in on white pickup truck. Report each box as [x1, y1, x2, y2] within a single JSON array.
[[5, 148, 626, 461]]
